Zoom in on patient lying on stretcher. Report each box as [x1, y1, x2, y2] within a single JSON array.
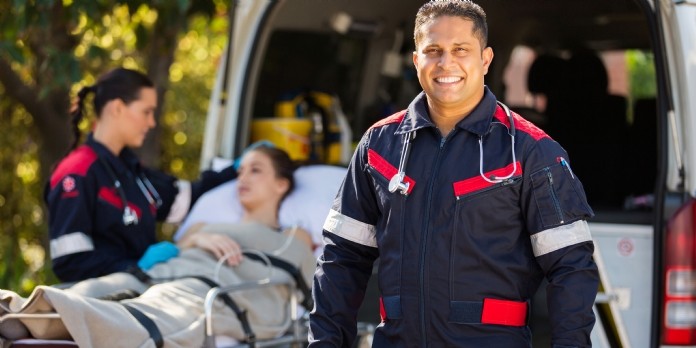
[[0, 147, 316, 348]]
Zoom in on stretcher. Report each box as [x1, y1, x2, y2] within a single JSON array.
[[1, 165, 359, 347], [1, 252, 312, 348]]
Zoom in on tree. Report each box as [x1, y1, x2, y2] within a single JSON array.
[[0, 0, 228, 292]]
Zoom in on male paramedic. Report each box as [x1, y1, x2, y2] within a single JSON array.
[[308, 1, 599, 347]]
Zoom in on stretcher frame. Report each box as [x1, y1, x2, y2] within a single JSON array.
[[203, 278, 307, 348], [3, 272, 310, 348], [3, 277, 377, 348]]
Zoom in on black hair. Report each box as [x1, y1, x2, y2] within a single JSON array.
[[414, 0, 488, 49], [69, 68, 154, 151]]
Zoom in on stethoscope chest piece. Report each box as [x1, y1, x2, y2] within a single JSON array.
[[388, 173, 410, 195], [122, 206, 139, 226]]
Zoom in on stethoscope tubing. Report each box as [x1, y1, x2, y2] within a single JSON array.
[[98, 155, 163, 225], [388, 101, 517, 195]]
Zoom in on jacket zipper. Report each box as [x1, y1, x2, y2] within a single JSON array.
[[419, 134, 448, 346], [455, 177, 519, 202], [546, 168, 565, 224]]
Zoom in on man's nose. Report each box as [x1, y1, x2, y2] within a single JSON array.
[[438, 51, 456, 68]]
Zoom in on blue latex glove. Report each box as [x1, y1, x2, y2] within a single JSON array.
[[137, 241, 179, 271], [233, 140, 275, 170]]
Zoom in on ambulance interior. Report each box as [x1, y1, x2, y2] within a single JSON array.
[[236, 0, 656, 345], [245, 0, 656, 214]]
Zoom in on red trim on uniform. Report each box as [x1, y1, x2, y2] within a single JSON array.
[[481, 298, 528, 327], [369, 110, 406, 130], [379, 297, 387, 322], [61, 191, 79, 199], [493, 105, 549, 141], [50, 145, 98, 189], [452, 161, 522, 197], [98, 187, 142, 219], [98, 187, 123, 209], [368, 149, 416, 195]]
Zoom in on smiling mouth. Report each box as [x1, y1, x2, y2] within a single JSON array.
[[435, 76, 463, 84]]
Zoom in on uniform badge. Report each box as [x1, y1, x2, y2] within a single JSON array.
[[62, 176, 76, 192]]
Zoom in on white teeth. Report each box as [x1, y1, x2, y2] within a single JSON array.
[[436, 76, 462, 83]]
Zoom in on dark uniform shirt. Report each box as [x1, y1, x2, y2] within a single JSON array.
[[309, 88, 599, 347], [46, 134, 180, 282]]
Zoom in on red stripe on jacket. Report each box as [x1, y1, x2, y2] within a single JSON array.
[[98, 187, 142, 219], [452, 161, 522, 197], [50, 146, 99, 189], [493, 106, 550, 141], [368, 149, 416, 195], [369, 110, 406, 130]]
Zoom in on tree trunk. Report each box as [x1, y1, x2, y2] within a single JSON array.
[[138, 10, 188, 168]]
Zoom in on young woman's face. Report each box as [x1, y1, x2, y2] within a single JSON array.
[[236, 150, 289, 209], [118, 87, 157, 148]]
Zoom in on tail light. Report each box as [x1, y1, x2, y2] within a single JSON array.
[[663, 199, 696, 344]]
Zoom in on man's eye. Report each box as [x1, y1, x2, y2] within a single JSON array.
[[454, 48, 468, 56], [424, 48, 441, 56]]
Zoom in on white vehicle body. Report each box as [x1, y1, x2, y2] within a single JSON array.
[[202, 0, 696, 346]]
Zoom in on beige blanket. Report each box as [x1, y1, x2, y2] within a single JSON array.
[[0, 222, 315, 348]]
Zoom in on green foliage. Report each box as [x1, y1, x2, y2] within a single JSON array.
[[0, 86, 56, 293], [626, 50, 657, 100], [625, 50, 657, 124], [0, 0, 229, 294], [160, 13, 229, 180]]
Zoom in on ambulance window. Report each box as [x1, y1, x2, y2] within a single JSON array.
[[503, 46, 657, 212]]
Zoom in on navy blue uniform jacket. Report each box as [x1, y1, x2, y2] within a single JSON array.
[[309, 89, 599, 347]]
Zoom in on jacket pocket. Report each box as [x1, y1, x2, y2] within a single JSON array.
[[530, 163, 591, 229]]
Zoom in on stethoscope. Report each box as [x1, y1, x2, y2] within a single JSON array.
[[99, 156, 163, 225], [388, 101, 517, 196]]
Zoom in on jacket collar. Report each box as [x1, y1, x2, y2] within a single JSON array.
[[395, 86, 497, 137], [86, 133, 141, 175]]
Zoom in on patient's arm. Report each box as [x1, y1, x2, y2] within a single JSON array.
[[178, 222, 314, 265], [177, 222, 243, 266]]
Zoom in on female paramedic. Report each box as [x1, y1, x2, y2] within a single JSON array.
[[45, 68, 236, 283], [309, 1, 599, 347]]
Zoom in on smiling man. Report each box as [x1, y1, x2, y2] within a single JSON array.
[[309, 1, 599, 347]]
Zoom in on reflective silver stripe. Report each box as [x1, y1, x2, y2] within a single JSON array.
[[323, 209, 377, 248], [165, 180, 192, 223], [50, 232, 94, 259], [530, 220, 592, 256]]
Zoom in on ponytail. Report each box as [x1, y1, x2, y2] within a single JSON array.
[[69, 85, 94, 152], [65, 68, 153, 154]]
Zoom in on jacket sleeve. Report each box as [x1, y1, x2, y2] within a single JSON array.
[[521, 140, 599, 348], [309, 134, 380, 347], [45, 173, 136, 282]]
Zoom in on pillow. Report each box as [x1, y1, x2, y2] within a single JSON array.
[[174, 164, 347, 257]]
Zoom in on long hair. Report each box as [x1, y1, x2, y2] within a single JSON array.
[[69, 68, 154, 151]]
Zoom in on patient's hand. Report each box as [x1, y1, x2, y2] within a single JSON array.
[[178, 223, 243, 266], [193, 232, 243, 266]]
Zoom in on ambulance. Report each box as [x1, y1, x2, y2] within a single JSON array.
[[201, 0, 696, 346]]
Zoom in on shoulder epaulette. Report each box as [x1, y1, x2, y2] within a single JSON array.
[[49, 145, 99, 189]]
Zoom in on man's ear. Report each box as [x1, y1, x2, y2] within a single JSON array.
[[412, 51, 419, 71], [482, 47, 494, 75]]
